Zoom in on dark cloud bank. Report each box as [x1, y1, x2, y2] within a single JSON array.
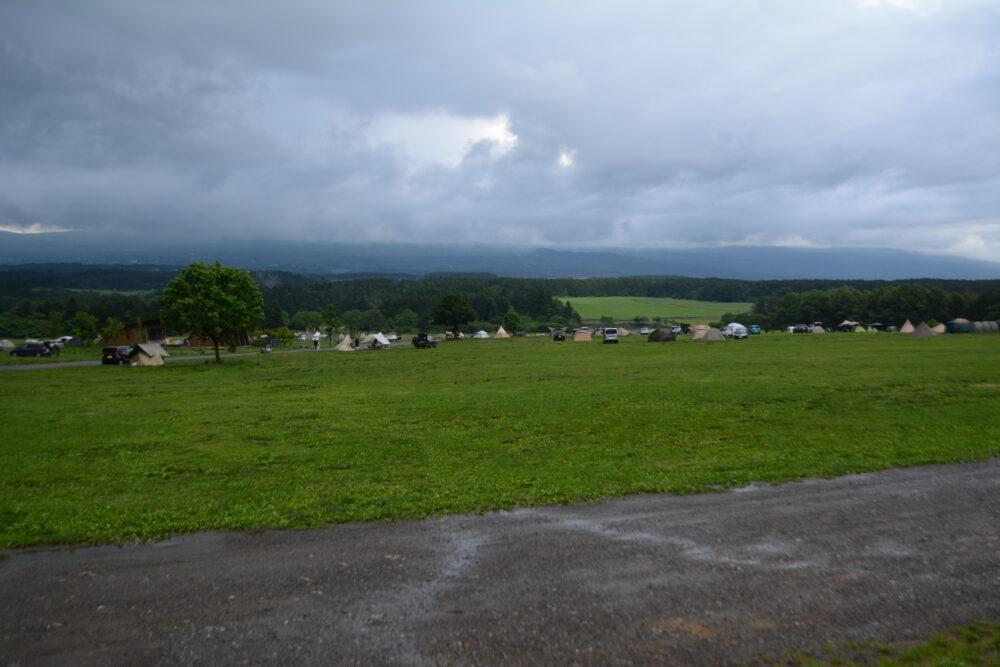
[[1, 1, 998, 272]]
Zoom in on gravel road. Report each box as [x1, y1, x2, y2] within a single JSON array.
[[2, 459, 997, 665]]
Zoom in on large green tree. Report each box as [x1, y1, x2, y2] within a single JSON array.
[[432, 293, 476, 334], [160, 262, 264, 363], [71, 311, 98, 344], [321, 304, 340, 341]]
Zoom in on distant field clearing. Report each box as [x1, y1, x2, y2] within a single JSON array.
[[558, 296, 752, 323]]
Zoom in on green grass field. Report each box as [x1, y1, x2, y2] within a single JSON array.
[[1, 333, 998, 549], [559, 295, 752, 324]]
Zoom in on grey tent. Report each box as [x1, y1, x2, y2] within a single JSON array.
[[911, 321, 936, 337], [647, 327, 676, 342], [972, 321, 999, 333], [697, 327, 725, 341], [0, 338, 14, 351]]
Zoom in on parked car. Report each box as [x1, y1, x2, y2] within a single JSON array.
[[102, 345, 132, 365], [748, 324, 761, 334], [639, 327, 650, 335], [603, 327, 620, 344], [9, 341, 53, 357], [553, 331, 566, 341], [671, 326, 682, 335], [412, 333, 437, 349], [723, 323, 748, 339]]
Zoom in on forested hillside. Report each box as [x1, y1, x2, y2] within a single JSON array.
[[1, 265, 997, 339]]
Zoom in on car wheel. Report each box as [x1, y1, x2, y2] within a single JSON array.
[[35, 352, 42, 357]]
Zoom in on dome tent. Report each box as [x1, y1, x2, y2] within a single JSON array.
[[695, 327, 725, 341], [947, 318, 972, 334], [691, 325, 710, 340], [647, 327, 676, 342]]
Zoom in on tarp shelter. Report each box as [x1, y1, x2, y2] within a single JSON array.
[[494, 326, 510, 338], [838, 320, 858, 331], [335, 336, 355, 351], [899, 320, 915, 334], [932, 323, 946, 334], [972, 321, 999, 333], [947, 318, 972, 334], [647, 327, 676, 342], [473, 330, 489, 339], [572, 330, 592, 342], [130, 342, 169, 366], [691, 325, 710, 340], [911, 321, 936, 337], [811, 325, 826, 333], [700, 328, 725, 341]]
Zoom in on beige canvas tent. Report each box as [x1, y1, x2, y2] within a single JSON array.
[[363, 332, 391, 349], [494, 326, 510, 338], [572, 330, 592, 342], [811, 325, 826, 333], [911, 321, 936, 337], [131, 342, 168, 366], [335, 335, 355, 351], [617, 326, 630, 336], [899, 319, 915, 334], [0, 338, 14, 350], [691, 325, 710, 340], [932, 323, 946, 334]]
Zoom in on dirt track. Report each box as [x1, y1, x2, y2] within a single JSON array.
[[2, 459, 997, 665]]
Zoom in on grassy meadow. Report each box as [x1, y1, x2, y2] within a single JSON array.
[[560, 295, 752, 324], [1, 333, 998, 548]]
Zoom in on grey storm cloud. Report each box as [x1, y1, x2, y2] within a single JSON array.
[[1, 0, 998, 260]]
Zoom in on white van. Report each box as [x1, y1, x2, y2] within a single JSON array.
[[724, 323, 748, 339], [603, 327, 620, 343]]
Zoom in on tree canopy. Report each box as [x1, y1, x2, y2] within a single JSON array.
[[432, 293, 477, 334], [160, 262, 264, 363]]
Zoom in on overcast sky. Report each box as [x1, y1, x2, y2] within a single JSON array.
[[1, 0, 998, 261]]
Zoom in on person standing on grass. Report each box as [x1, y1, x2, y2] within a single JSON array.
[[312, 330, 321, 350]]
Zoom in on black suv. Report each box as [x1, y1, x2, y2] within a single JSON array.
[[102, 346, 132, 365], [412, 333, 437, 349], [9, 341, 53, 357]]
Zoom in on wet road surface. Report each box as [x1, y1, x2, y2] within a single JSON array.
[[1, 459, 997, 665]]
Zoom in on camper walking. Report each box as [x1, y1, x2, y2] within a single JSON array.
[[312, 331, 321, 350]]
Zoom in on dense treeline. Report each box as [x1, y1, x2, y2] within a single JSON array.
[[719, 283, 1000, 331], [0, 265, 997, 339]]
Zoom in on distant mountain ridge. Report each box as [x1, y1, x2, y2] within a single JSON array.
[[0, 231, 997, 280]]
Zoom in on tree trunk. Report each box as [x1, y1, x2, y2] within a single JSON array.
[[212, 337, 222, 363]]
